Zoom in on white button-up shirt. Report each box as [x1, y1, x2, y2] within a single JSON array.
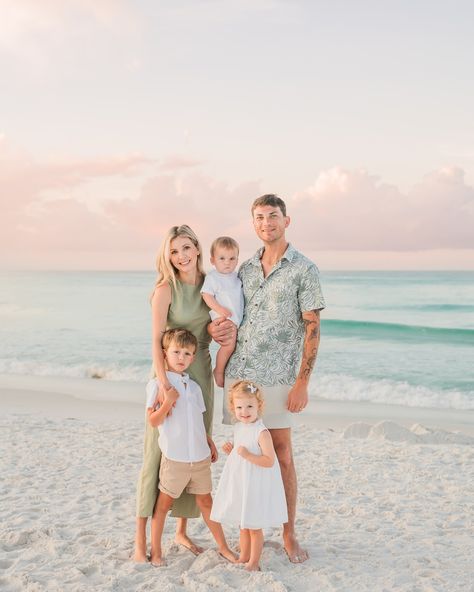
[[146, 371, 209, 463]]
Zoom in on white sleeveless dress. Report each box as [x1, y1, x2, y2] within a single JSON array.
[[211, 419, 288, 529]]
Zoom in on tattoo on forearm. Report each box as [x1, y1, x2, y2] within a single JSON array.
[[299, 312, 321, 380]]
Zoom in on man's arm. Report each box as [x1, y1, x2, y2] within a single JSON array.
[[286, 309, 321, 412]]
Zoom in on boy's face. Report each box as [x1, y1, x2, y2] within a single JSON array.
[[211, 246, 239, 274], [233, 395, 259, 424], [164, 340, 195, 373]]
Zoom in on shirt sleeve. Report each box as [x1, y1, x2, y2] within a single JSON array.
[[193, 382, 206, 413], [200, 272, 216, 296], [145, 379, 159, 408], [298, 264, 325, 312]]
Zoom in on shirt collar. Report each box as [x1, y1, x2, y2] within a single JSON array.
[[167, 370, 189, 385], [250, 243, 296, 266]]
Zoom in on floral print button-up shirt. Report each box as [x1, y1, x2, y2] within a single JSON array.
[[225, 244, 325, 386]]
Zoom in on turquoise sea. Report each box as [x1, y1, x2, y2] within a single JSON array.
[[1, 271, 473, 410]]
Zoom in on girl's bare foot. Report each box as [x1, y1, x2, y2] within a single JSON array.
[[237, 554, 250, 564], [218, 546, 238, 563], [245, 562, 261, 572], [150, 555, 165, 567], [175, 533, 204, 556]]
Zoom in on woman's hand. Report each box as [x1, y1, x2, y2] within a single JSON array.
[[208, 318, 236, 346], [222, 441, 234, 455]]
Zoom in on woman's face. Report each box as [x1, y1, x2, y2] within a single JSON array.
[[169, 235, 200, 275]]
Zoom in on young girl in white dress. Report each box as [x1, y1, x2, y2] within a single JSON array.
[[210, 380, 288, 571]]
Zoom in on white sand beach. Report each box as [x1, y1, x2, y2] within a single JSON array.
[[1, 374, 474, 592]]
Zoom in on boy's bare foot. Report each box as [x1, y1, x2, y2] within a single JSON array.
[[283, 533, 308, 563], [218, 547, 238, 563], [175, 533, 204, 556], [237, 554, 250, 564], [213, 369, 224, 388], [245, 562, 261, 571]]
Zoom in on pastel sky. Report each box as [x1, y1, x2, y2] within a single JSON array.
[[1, 0, 473, 270]]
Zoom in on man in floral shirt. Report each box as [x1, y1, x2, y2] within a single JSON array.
[[210, 194, 325, 564]]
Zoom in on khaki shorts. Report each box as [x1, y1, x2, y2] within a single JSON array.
[[159, 455, 212, 499], [223, 379, 295, 429]]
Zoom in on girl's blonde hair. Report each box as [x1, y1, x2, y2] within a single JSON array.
[[228, 380, 265, 417], [153, 225, 205, 293]]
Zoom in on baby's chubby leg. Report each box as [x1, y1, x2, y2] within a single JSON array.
[[150, 492, 174, 566], [195, 494, 237, 562], [214, 325, 237, 387]]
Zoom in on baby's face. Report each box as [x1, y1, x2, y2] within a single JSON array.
[[233, 395, 259, 424], [164, 340, 195, 373], [211, 247, 238, 274]]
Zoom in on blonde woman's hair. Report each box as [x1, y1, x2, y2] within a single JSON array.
[[228, 380, 265, 417], [153, 225, 205, 295]]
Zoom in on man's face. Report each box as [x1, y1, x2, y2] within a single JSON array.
[[252, 205, 289, 244]]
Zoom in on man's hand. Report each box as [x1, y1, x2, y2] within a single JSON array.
[[208, 437, 218, 462], [222, 441, 234, 455], [287, 381, 309, 413], [208, 317, 236, 346]]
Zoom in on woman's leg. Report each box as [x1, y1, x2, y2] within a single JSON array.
[[133, 517, 148, 562]]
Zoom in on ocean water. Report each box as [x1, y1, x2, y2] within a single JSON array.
[[1, 270, 473, 410]]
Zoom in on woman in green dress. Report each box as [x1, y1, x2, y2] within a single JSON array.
[[134, 225, 214, 561]]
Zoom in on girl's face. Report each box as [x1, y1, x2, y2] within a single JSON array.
[[233, 395, 259, 424], [169, 235, 199, 276]]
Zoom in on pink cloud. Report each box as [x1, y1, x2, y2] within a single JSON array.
[[290, 166, 474, 251], [1, 142, 473, 270]]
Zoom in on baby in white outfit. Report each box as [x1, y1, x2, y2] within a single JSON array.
[[201, 236, 244, 387]]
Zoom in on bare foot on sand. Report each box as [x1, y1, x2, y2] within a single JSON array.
[[175, 533, 205, 556], [283, 533, 309, 563], [218, 547, 238, 563]]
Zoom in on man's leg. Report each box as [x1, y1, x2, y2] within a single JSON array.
[[269, 427, 308, 563]]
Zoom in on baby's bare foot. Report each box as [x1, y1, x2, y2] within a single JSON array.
[[213, 369, 224, 388]]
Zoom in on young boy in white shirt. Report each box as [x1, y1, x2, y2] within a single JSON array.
[[146, 328, 236, 566], [201, 236, 244, 387]]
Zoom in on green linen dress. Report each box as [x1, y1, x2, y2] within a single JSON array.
[[136, 277, 213, 518]]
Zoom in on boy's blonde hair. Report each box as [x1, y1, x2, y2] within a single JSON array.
[[154, 225, 205, 292], [228, 380, 264, 416], [210, 236, 239, 256], [162, 328, 198, 353]]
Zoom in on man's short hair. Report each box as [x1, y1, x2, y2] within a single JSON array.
[[161, 328, 197, 352], [251, 194, 287, 217], [210, 236, 239, 256]]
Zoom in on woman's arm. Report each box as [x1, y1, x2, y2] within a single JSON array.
[[151, 283, 172, 388], [237, 429, 275, 468]]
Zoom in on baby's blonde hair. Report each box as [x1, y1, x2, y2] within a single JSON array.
[[228, 380, 264, 417]]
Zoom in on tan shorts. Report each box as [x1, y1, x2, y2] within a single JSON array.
[[223, 379, 295, 429], [159, 455, 212, 499]]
